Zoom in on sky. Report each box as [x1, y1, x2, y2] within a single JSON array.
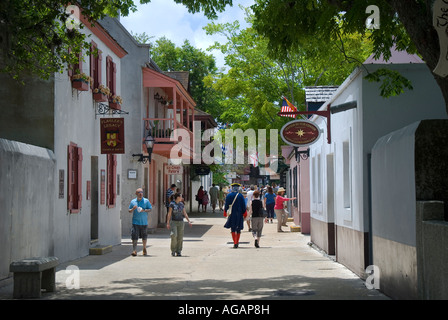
[[120, 0, 255, 70]]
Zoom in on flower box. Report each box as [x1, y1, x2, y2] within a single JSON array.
[[109, 102, 121, 110], [72, 79, 89, 91], [93, 92, 109, 102]]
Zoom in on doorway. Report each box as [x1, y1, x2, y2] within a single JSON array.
[[326, 154, 336, 255]]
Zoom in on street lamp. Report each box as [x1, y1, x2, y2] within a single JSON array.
[[132, 134, 155, 164]]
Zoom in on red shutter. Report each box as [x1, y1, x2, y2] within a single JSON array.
[[98, 50, 102, 86], [106, 56, 111, 91], [107, 154, 112, 206], [112, 154, 117, 205], [76, 147, 83, 210], [107, 154, 117, 207], [76, 51, 82, 74], [68, 48, 73, 77], [90, 42, 96, 89], [112, 61, 117, 97], [67, 145, 74, 210]]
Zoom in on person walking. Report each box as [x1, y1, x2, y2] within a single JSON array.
[[224, 183, 247, 248], [209, 184, 219, 213], [196, 186, 204, 212], [251, 190, 265, 248], [263, 186, 276, 223], [218, 185, 225, 211], [202, 191, 209, 212], [245, 185, 255, 231], [167, 193, 192, 257], [274, 187, 296, 232], [165, 184, 176, 223], [128, 188, 152, 256]]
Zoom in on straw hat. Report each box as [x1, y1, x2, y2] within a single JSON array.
[[277, 187, 286, 193]]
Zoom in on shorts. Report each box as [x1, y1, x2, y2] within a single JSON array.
[[131, 224, 148, 241]]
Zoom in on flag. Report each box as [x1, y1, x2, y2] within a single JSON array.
[[249, 151, 258, 167], [280, 96, 297, 118]]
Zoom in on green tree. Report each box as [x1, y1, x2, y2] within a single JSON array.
[[146, 36, 220, 114], [203, 6, 371, 136], [0, 0, 233, 82], [250, 0, 448, 114]]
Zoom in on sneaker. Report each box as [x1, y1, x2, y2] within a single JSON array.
[[131, 251, 137, 256], [171, 252, 176, 257], [233, 243, 238, 248], [255, 240, 259, 248], [176, 252, 182, 257]]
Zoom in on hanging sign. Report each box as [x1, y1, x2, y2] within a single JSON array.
[[100, 118, 125, 154], [166, 165, 183, 175], [280, 120, 321, 147]]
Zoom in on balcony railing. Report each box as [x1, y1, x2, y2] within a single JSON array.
[[144, 118, 193, 144]]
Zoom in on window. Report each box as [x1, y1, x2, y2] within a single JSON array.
[[67, 143, 83, 213], [317, 153, 322, 204], [68, 49, 83, 77], [106, 56, 116, 97], [343, 141, 351, 209], [90, 41, 102, 90], [107, 154, 117, 208]]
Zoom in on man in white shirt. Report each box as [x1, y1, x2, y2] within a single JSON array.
[[245, 185, 255, 231]]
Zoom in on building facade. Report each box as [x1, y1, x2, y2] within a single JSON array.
[[0, 9, 127, 278], [307, 50, 447, 277]]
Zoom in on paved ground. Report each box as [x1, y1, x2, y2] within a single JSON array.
[[0, 211, 389, 301]]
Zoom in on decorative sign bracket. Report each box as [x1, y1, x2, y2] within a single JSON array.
[[278, 106, 331, 144], [96, 103, 129, 119]]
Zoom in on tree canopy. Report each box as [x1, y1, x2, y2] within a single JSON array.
[[0, 0, 233, 82], [203, 6, 372, 136], [250, 0, 448, 114]]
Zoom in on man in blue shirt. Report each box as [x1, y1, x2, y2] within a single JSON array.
[[128, 188, 152, 256]]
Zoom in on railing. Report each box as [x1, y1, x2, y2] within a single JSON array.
[[144, 118, 193, 143]]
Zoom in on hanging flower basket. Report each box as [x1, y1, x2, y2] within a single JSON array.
[[72, 79, 89, 91], [93, 85, 111, 102], [71, 73, 92, 91], [109, 95, 123, 110]]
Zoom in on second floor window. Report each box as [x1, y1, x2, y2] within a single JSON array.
[[90, 41, 102, 90], [106, 56, 117, 98]]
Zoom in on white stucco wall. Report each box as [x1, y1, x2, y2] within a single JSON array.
[[0, 139, 55, 279], [52, 27, 123, 262], [371, 122, 419, 246]]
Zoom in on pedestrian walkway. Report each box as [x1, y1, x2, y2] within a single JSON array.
[[0, 210, 389, 300]]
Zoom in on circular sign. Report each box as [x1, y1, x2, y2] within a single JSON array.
[[280, 120, 321, 147]]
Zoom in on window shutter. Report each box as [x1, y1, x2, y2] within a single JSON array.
[[107, 154, 112, 206], [90, 42, 97, 89], [112, 61, 117, 96], [76, 147, 83, 210], [106, 56, 111, 91], [67, 145, 74, 210], [98, 50, 102, 86], [112, 154, 117, 205], [76, 51, 82, 74], [67, 48, 73, 78]]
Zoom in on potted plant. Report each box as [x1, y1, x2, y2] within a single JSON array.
[[93, 85, 110, 102], [109, 95, 123, 110], [72, 72, 92, 91]]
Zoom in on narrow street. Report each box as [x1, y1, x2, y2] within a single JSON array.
[[1, 211, 388, 301]]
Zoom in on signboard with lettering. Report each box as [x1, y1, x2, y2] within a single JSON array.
[[100, 118, 125, 154], [166, 165, 183, 175], [280, 120, 321, 147]]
